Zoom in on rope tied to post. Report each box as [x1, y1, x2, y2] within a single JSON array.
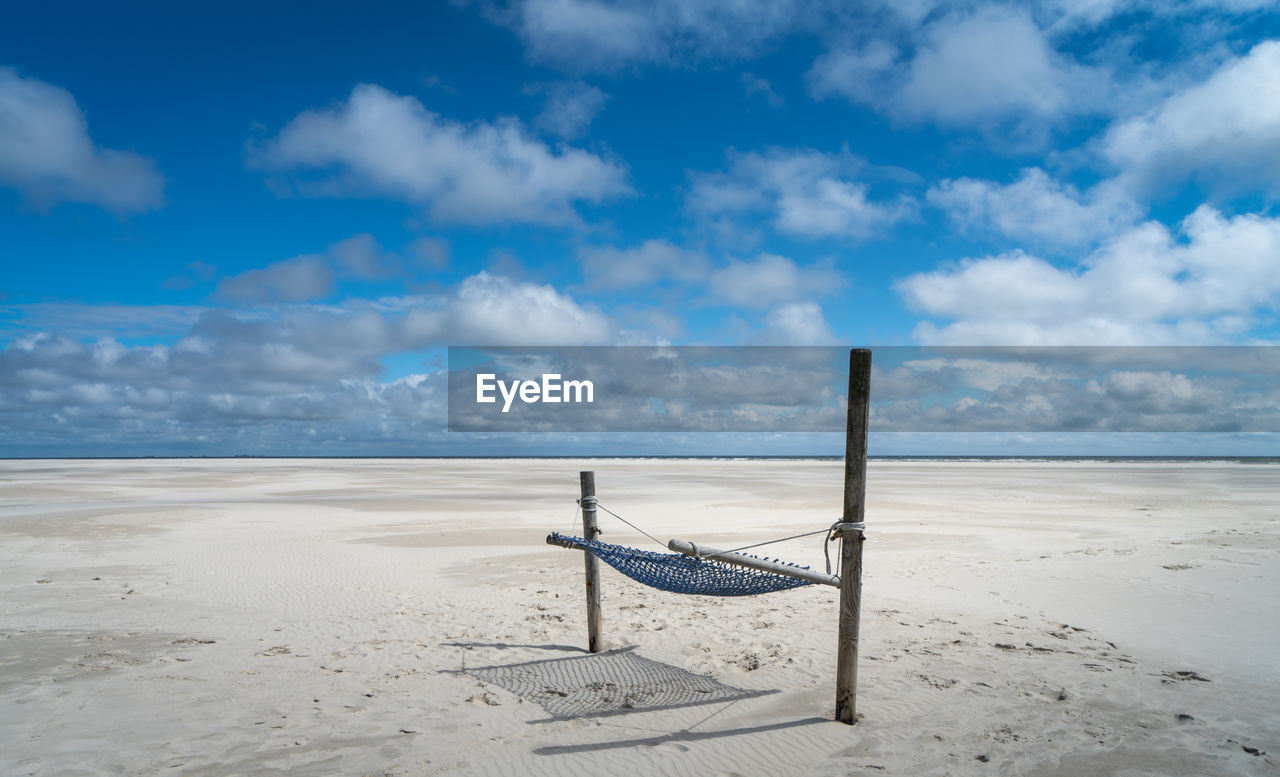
[[823, 520, 867, 576], [576, 494, 601, 536]]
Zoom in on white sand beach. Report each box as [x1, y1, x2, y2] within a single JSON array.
[[1, 458, 1277, 776]]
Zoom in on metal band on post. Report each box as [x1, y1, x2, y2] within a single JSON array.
[[577, 495, 600, 537]]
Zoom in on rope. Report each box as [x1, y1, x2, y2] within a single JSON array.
[[590, 499, 669, 550], [824, 520, 866, 576], [567, 501, 582, 535], [719, 526, 834, 556], [824, 522, 836, 575], [587, 498, 866, 568]]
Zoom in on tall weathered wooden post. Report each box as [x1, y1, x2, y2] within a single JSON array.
[[836, 348, 871, 724], [579, 471, 603, 653]]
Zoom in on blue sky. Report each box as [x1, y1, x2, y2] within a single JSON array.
[[2, 1, 1280, 456]]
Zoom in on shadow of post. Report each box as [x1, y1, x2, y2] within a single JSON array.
[[532, 716, 830, 756]]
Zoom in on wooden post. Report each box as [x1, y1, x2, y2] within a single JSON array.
[[579, 471, 603, 653], [836, 348, 871, 725]]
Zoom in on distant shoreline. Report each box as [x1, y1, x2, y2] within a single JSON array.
[[3, 454, 1278, 464]]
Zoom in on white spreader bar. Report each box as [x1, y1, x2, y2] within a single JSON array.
[[667, 539, 840, 588]]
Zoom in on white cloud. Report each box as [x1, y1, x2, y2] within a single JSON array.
[[449, 271, 615, 343], [1041, 0, 1131, 27], [578, 239, 710, 290], [898, 357, 1068, 391], [402, 271, 617, 345], [808, 7, 1108, 137], [1045, 0, 1277, 29], [759, 302, 836, 344], [1, 270, 628, 451], [928, 168, 1142, 247], [251, 83, 630, 226], [517, 0, 664, 68], [528, 80, 608, 138], [212, 233, 405, 304], [1102, 40, 1280, 197], [410, 236, 450, 269], [486, 249, 528, 280], [688, 148, 915, 241], [2, 303, 209, 342], [509, 0, 812, 71], [741, 72, 783, 106], [807, 40, 900, 106], [869, 361, 1273, 433], [709, 254, 844, 309], [215, 257, 335, 304], [899, 8, 1105, 126], [0, 327, 445, 453], [329, 233, 401, 279], [897, 205, 1280, 344], [0, 67, 164, 214], [611, 306, 685, 341]]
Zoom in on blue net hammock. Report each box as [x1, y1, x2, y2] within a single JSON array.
[[548, 532, 816, 597]]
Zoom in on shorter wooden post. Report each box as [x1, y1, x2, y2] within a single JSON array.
[[580, 471, 603, 653], [836, 348, 871, 725]]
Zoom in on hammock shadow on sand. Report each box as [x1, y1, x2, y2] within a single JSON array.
[[454, 645, 777, 722]]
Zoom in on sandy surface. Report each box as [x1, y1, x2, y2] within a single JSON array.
[[1, 458, 1277, 776]]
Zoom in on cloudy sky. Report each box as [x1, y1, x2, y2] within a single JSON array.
[[3, 1, 1279, 456]]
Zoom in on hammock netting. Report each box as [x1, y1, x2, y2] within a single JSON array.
[[548, 531, 817, 596]]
